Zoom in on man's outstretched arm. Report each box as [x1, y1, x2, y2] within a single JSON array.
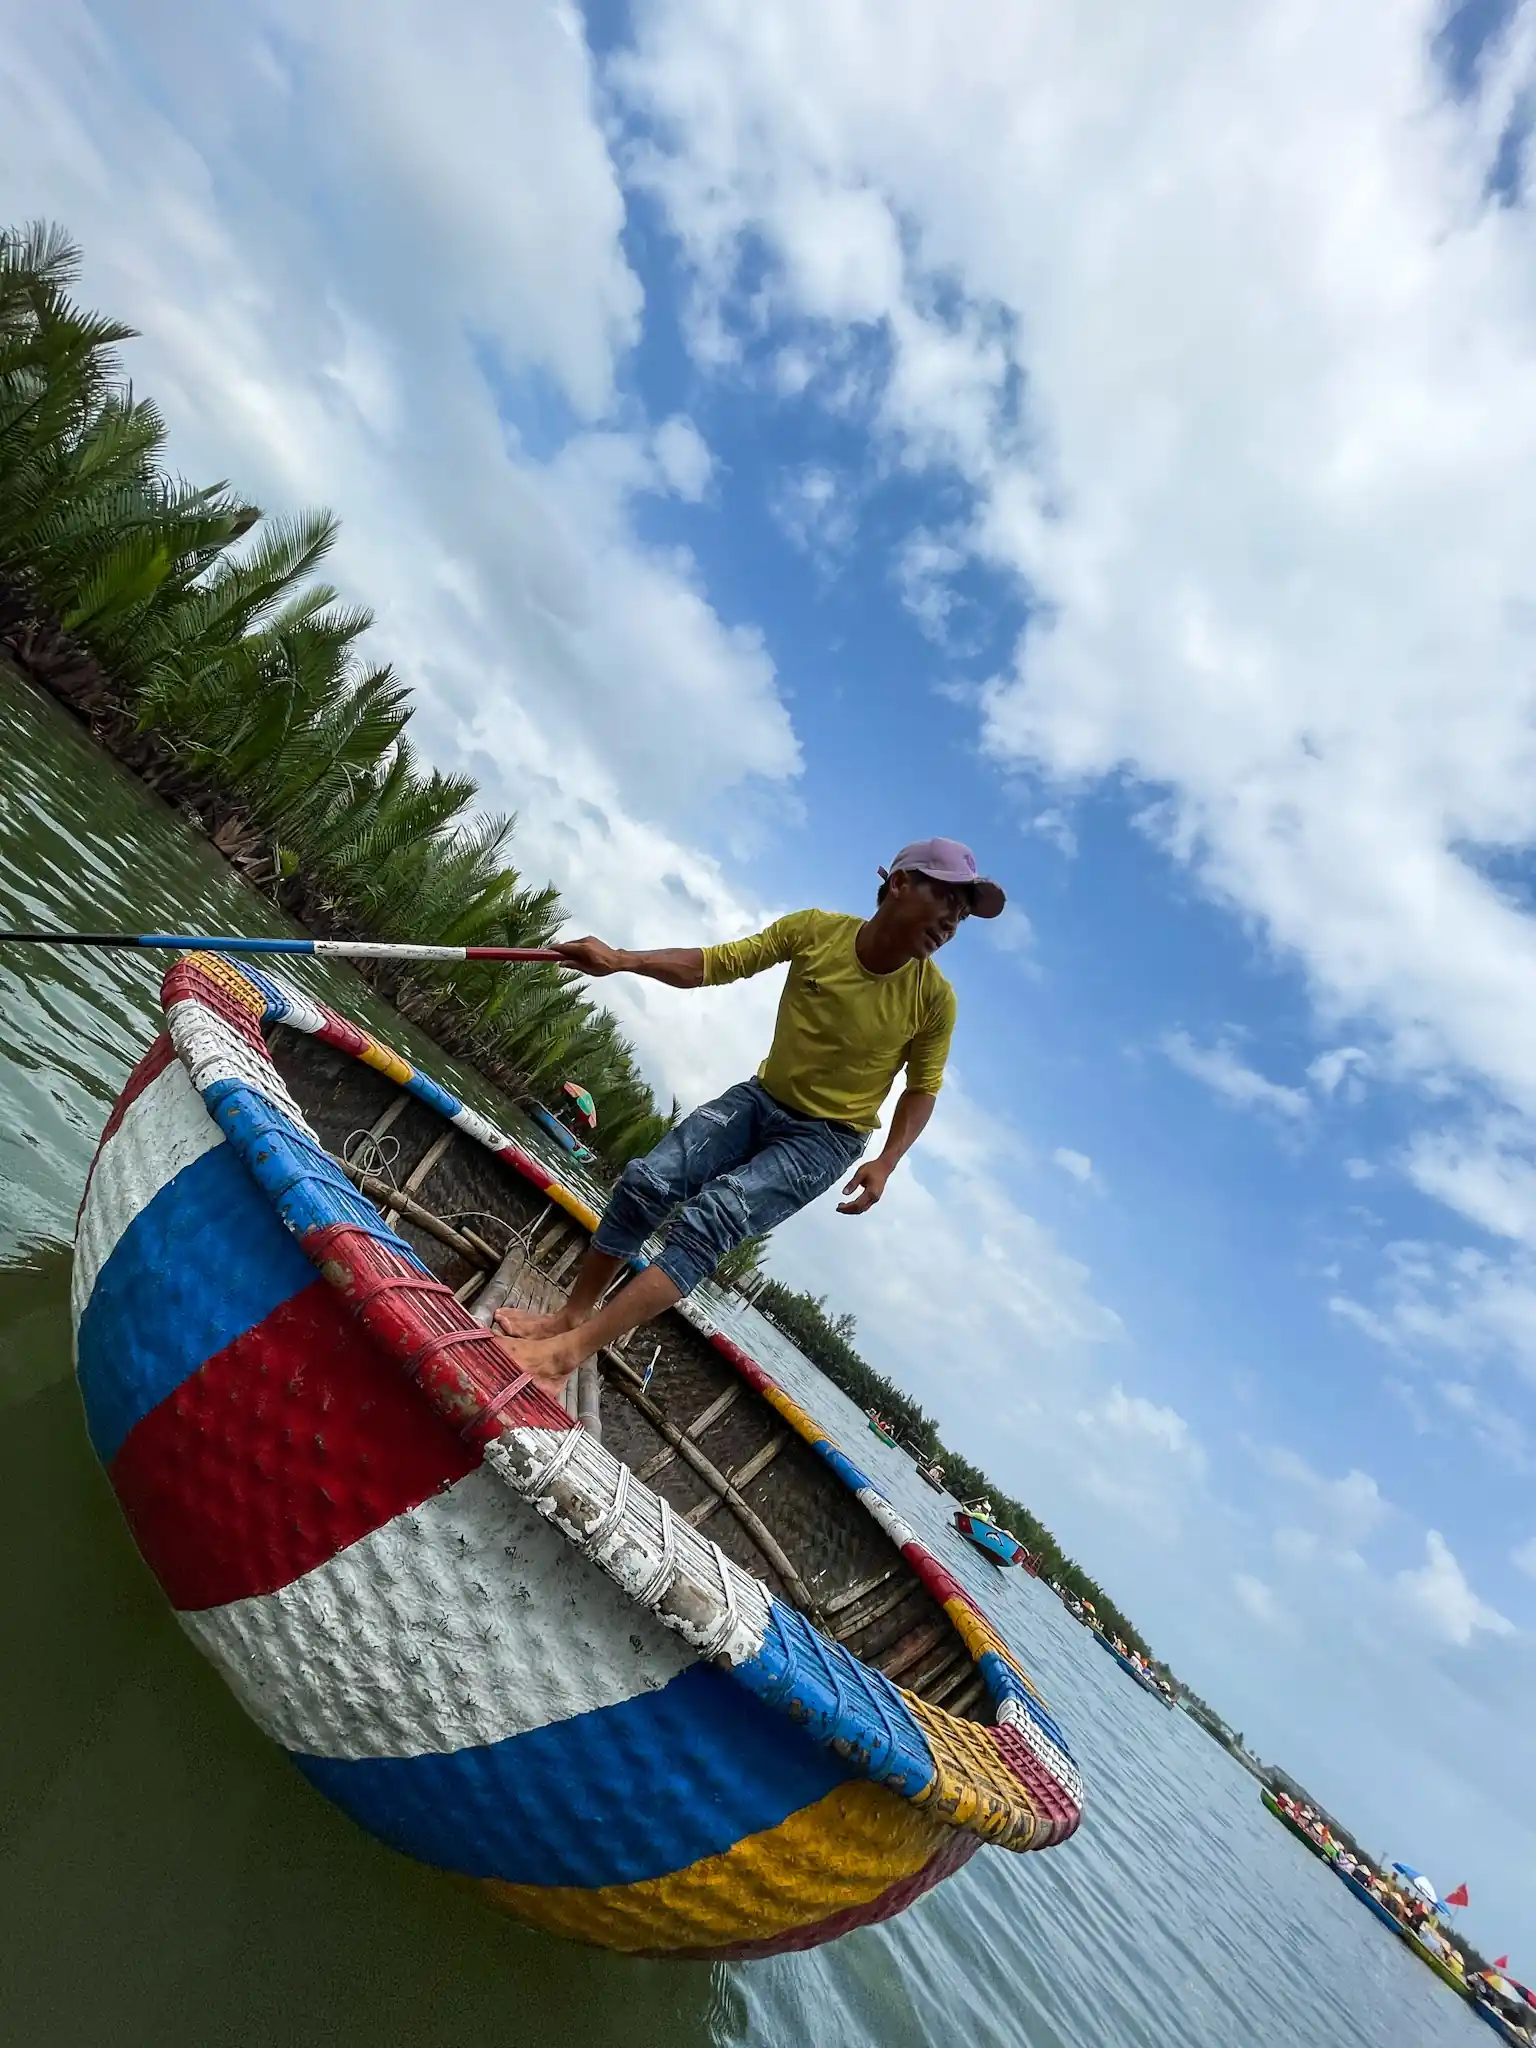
[[837, 1088, 935, 1214], [553, 938, 704, 987]]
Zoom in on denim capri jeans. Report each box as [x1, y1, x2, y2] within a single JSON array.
[[592, 1077, 867, 1296]]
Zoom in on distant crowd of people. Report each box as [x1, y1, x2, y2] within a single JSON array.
[[1268, 1792, 1535, 2039]]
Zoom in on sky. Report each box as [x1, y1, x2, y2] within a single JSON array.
[[5, 0, 1536, 1950]]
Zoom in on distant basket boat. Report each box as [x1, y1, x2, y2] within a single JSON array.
[[71, 953, 1083, 1959]]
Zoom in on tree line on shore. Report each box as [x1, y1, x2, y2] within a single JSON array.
[[2, 216, 1162, 1670], [753, 1278, 1157, 1661], [0, 220, 671, 1162]]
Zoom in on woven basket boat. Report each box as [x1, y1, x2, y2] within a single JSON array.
[[71, 952, 1082, 1958]]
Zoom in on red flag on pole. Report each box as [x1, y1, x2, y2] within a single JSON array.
[[1494, 1956, 1510, 1970], [1443, 1881, 1470, 1908]]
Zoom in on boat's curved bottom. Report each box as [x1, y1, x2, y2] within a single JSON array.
[[483, 1783, 978, 1956]]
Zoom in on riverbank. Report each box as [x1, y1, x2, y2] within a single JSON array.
[[0, 637, 582, 1130]]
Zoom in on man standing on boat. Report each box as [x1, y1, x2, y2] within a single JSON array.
[[493, 839, 1004, 1390]]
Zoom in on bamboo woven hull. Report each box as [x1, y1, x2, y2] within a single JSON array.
[[70, 953, 1082, 1957]]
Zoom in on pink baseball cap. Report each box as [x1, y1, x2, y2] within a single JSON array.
[[878, 837, 1005, 918]]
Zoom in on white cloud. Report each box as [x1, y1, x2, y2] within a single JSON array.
[[897, 529, 966, 641], [1233, 1573, 1287, 1628], [1309, 1047, 1371, 1100], [1052, 1145, 1096, 1186], [1079, 1384, 1203, 1464], [1066, 1384, 1207, 1535], [770, 463, 857, 566], [0, 0, 803, 1118], [1395, 1531, 1514, 1648], [1343, 1157, 1377, 1180], [1160, 1030, 1309, 1119], [1403, 1119, 1536, 1245], [613, 0, 1536, 1274], [1512, 1536, 1536, 1580], [983, 904, 1035, 957], [1260, 1446, 1390, 1557], [1331, 1239, 1536, 1388], [651, 415, 715, 501]]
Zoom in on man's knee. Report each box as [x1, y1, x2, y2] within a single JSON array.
[[614, 1153, 673, 1220], [703, 1173, 753, 1237]]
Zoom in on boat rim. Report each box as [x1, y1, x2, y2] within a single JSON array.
[[152, 948, 1083, 1852]]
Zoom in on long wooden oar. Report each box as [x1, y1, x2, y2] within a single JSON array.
[[0, 931, 563, 963]]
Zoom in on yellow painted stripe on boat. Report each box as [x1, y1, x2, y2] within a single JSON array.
[[189, 952, 269, 1015], [941, 1594, 1048, 1706], [358, 1039, 414, 1086], [476, 1777, 948, 1953], [545, 1179, 602, 1233], [904, 1694, 1044, 1849], [750, 1373, 828, 1446]]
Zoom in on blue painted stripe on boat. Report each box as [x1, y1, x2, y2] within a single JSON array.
[[404, 1067, 465, 1123], [77, 1142, 317, 1462], [292, 1660, 851, 1888], [733, 1602, 936, 1800], [224, 958, 291, 1018], [806, 1436, 874, 1497], [202, 1078, 431, 1271], [977, 1651, 1074, 1760]]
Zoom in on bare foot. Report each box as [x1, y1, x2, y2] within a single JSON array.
[[492, 1325, 593, 1391], [492, 1303, 580, 1341]]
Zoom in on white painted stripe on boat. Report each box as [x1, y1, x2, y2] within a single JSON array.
[[165, 995, 316, 1133], [488, 1421, 774, 1670], [451, 1102, 514, 1152], [178, 1463, 699, 1761], [855, 1485, 918, 1550], [998, 1695, 1084, 1805], [72, 1056, 223, 1328]]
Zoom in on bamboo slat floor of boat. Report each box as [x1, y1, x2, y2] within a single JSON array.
[[267, 1023, 993, 1724]]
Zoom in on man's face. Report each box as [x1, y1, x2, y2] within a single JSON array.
[[887, 870, 972, 955]]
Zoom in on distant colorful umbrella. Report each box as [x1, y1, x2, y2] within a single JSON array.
[[1391, 1863, 1440, 1907], [562, 1080, 598, 1128]]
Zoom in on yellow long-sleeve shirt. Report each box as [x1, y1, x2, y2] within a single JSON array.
[[701, 909, 956, 1131]]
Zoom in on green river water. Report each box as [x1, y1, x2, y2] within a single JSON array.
[[0, 666, 1493, 2048]]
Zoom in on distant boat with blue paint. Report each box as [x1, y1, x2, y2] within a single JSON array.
[[953, 1506, 1027, 1568], [529, 1102, 595, 1161]]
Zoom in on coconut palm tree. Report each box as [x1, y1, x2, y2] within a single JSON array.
[[0, 218, 671, 1159]]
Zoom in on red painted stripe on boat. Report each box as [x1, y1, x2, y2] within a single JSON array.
[[496, 1141, 556, 1195], [77, 1032, 176, 1221], [300, 1221, 573, 1445], [314, 1006, 371, 1059], [109, 1277, 481, 1609], [162, 958, 270, 1056], [896, 1539, 974, 1613], [989, 1722, 1081, 1844]]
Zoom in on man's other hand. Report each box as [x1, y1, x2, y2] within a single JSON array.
[[837, 1159, 892, 1215]]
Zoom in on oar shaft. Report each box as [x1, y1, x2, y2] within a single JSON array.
[[0, 931, 562, 963]]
